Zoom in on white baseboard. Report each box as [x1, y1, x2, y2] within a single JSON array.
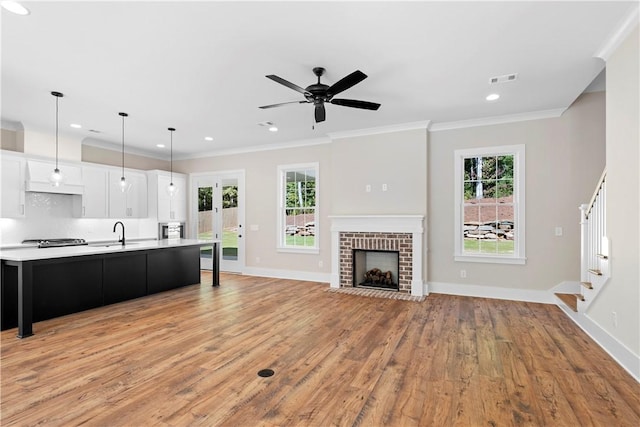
[[241, 267, 331, 284], [558, 304, 640, 382], [428, 281, 553, 304]]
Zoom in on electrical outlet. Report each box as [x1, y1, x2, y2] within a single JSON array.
[[365, 184, 371, 193], [256, 257, 261, 263], [612, 311, 618, 328], [460, 269, 467, 279], [382, 183, 388, 192], [555, 227, 563, 236]]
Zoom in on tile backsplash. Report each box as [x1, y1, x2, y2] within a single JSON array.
[[0, 192, 158, 245]]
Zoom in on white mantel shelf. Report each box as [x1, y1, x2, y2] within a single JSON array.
[[329, 215, 426, 297]]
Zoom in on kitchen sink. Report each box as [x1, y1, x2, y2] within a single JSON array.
[[88, 242, 139, 248]]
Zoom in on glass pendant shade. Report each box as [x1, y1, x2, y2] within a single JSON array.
[[49, 168, 63, 187], [50, 91, 64, 187], [167, 181, 178, 197], [166, 127, 177, 197], [119, 176, 131, 193]]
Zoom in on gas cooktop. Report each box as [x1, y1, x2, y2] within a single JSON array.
[[22, 238, 88, 248]]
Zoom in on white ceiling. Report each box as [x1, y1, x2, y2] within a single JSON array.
[[1, 1, 636, 160]]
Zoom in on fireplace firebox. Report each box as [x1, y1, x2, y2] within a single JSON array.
[[353, 249, 400, 291]]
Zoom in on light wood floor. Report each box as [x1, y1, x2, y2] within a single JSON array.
[[1, 272, 638, 426]]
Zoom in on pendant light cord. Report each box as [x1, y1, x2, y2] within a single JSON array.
[[170, 129, 173, 183], [168, 127, 176, 185], [55, 95, 59, 169], [121, 115, 125, 177], [119, 112, 128, 178]]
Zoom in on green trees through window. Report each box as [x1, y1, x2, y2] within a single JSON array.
[[280, 165, 318, 249], [462, 154, 515, 255]]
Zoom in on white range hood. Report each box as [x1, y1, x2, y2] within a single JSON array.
[[26, 160, 84, 195]]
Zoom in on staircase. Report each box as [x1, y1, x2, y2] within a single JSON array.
[[555, 170, 609, 312]]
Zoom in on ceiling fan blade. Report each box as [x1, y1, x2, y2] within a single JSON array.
[[327, 70, 367, 96], [315, 103, 326, 123], [266, 75, 311, 96], [259, 100, 309, 109], [330, 98, 381, 110]]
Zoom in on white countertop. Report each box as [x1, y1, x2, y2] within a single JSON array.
[[0, 239, 219, 262]]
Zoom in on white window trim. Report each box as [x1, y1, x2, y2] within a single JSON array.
[[277, 162, 320, 254], [453, 144, 526, 265]]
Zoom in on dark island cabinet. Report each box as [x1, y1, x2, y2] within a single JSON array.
[[148, 246, 200, 294], [33, 257, 104, 322], [104, 253, 148, 305], [1, 245, 203, 332]]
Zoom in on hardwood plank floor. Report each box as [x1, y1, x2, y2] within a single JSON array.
[[1, 272, 638, 426]]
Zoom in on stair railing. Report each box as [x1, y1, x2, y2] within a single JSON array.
[[579, 169, 608, 310]]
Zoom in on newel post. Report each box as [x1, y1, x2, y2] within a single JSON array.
[[579, 204, 589, 283]]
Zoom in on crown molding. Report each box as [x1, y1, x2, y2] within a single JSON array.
[[1, 120, 24, 131], [327, 120, 431, 140], [181, 136, 331, 160], [594, 4, 639, 61], [429, 108, 566, 132], [81, 137, 169, 161]]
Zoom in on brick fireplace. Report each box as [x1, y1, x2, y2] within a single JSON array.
[[329, 215, 426, 296]]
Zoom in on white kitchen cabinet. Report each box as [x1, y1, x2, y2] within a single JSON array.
[[73, 166, 108, 218], [1, 155, 26, 218], [147, 170, 187, 222], [109, 170, 148, 218]]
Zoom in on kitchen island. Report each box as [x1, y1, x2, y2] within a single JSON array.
[[0, 239, 219, 338]]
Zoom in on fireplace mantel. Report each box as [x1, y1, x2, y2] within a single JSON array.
[[329, 215, 425, 296]]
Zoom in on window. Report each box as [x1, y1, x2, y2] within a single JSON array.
[[277, 163, 319, 253], [454, 145, 525, 264]]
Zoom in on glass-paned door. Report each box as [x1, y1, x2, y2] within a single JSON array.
[[193, 172, 245, 273], [195, 177, 215, 270]]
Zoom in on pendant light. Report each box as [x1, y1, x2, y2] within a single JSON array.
[[48, 91, 64, 187], [167, 127, 178, 197], [118, 112, 131, 193]]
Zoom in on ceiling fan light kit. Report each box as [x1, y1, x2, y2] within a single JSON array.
[[259, 67, 381, 123]]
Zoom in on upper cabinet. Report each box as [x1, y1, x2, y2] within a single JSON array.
[[147, 170, 187, 222], [73, 166, 109, 218], [1, 155, 26, 218], [108, 170, 148, 218]]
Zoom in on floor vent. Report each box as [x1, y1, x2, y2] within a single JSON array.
[[489, 73, 518, 84]]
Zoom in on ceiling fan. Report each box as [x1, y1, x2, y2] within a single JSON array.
[[259, 67, 381, 123]]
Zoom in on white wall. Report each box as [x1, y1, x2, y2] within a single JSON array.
[[176, 128, 429, 279], [23, 129, 82, 162], [592, 26, 639, 358], [176, 143, 334, 276], [428, 92, 606, 295], [330, 129, 428, 215]]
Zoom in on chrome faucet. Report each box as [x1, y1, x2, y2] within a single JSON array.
[[113, 221, 125, 246]]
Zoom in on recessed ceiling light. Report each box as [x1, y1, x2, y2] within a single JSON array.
[[156, 144, 165, 148], [268, 126, 278, 132], [204, 136, 213, 141], [70, 123, 82, 129], [1, 1, 30, 15], [486, 93, 500, 101]]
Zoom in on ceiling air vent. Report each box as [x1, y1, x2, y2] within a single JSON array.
[[489, 73, 518, 84]]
